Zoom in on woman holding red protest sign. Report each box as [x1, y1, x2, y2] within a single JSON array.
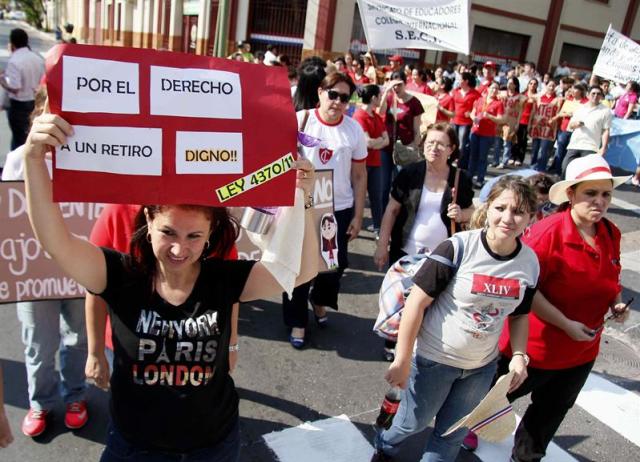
[[22, 111, 319, 461], [529, 80, 562, 172], [467, 82, 505, 188]]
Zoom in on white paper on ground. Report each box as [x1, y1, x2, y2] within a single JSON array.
[[263, 414, 375, 462]]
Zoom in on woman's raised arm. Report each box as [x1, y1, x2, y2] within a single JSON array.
[[24, 113, 107, 294]]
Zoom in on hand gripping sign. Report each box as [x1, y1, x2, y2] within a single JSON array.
[[45, 44, 297, 206]]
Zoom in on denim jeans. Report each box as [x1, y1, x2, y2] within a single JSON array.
[[17, 299, 87, 410], [375, 355, 497, 462], [491, 137, 501, 165], [550, 130, 572, 175], [367, 165, 383, 231], [492, 138, 513, 165], [468, 133, 494, 183], [99, 418, 240, 462], [380, 149, 398, 214], [530, 138, 554, 172], [454, 124, 472, 169], [501, 140, 513, 164]]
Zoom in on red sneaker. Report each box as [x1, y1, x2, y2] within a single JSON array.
[[462, 430, 478, 451], [22, 409, 48, 437], [64, 401, 89, 429]]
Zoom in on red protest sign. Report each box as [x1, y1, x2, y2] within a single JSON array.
[[528, 96, 560, 141], [45, 44, 297, 206]]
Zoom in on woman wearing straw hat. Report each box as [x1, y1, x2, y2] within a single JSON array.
[[496, 154, 631, 462], [372, 176, 539, 462]]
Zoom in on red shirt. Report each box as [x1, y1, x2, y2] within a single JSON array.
[[471, 97, 504, 136], [352, 73, 370, 85], [436, 92, 454, 122], [353, 108, 386, 167], [499, 210, 622, 369], [385, 93, 425, 145], [519, 96, 535, 125], [406, 81, 434, 95], [452, 88, 481, 125]]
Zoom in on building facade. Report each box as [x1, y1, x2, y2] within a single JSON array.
[[52, 0, 640, 72]]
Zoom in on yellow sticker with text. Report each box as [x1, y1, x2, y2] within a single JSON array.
[[215, 152, 295, 202]]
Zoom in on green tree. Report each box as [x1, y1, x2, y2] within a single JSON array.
[[16, 0, 47, 29]]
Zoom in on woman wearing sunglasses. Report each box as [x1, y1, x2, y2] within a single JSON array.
[[282, 72, 368, 348]]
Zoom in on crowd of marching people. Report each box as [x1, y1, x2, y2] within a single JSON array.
[[0, 29, 637, 462]]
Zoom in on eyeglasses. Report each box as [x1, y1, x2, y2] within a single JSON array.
[[425, 141, 452, 150], [326, 89, 350, 103]]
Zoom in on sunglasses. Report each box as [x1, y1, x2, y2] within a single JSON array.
[[326, 89, 350, 104]]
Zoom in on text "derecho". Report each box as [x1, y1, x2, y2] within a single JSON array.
[[160, 78, 233, 95], [151, 66, 242, 119]]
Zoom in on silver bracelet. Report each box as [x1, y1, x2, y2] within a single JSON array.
[[229, 343, 239, 352]]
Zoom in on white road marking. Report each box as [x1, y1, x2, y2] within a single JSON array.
[[621, 250, 640, 273], [575, 373, 640, 447], [263, 414, 375, 462], [611, 196, 640, 217]]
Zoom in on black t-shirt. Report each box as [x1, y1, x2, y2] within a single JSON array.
[[98, 248, 256, 452]]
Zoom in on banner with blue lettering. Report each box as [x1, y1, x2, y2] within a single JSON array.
[[605, 118, 640, 173], [45, 44, 297, 206]]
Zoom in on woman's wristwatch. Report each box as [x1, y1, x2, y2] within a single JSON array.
[[512, 351, 530, 366], [229, 343, 239, 352]]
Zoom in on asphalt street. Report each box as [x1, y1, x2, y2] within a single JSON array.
[[0, 18, 639, 462]]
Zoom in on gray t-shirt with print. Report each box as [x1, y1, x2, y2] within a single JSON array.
[[412, 229, 539, 369]]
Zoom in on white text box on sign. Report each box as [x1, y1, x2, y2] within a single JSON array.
[[61, 55, 139, 114], [56, 126, 163, 176], [150, 66, 242, 119], [175, 131, 244, 174]]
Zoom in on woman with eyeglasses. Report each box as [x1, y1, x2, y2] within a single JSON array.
[[374, 123, 474, 361], [282, 72, 368, 349], [377, 70, 425, 215]]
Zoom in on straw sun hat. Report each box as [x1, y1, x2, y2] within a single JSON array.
[[548, 155, 631, 205]]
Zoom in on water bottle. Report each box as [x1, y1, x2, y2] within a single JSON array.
[[375, 386, 402, 429]]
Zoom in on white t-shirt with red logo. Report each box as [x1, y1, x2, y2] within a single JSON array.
[[412, 229, 539, 369], [297, 109, 367, 211]]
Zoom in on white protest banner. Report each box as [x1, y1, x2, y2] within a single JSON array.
[[356, 0, 469, 54], [593, 25, 640, 85]]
